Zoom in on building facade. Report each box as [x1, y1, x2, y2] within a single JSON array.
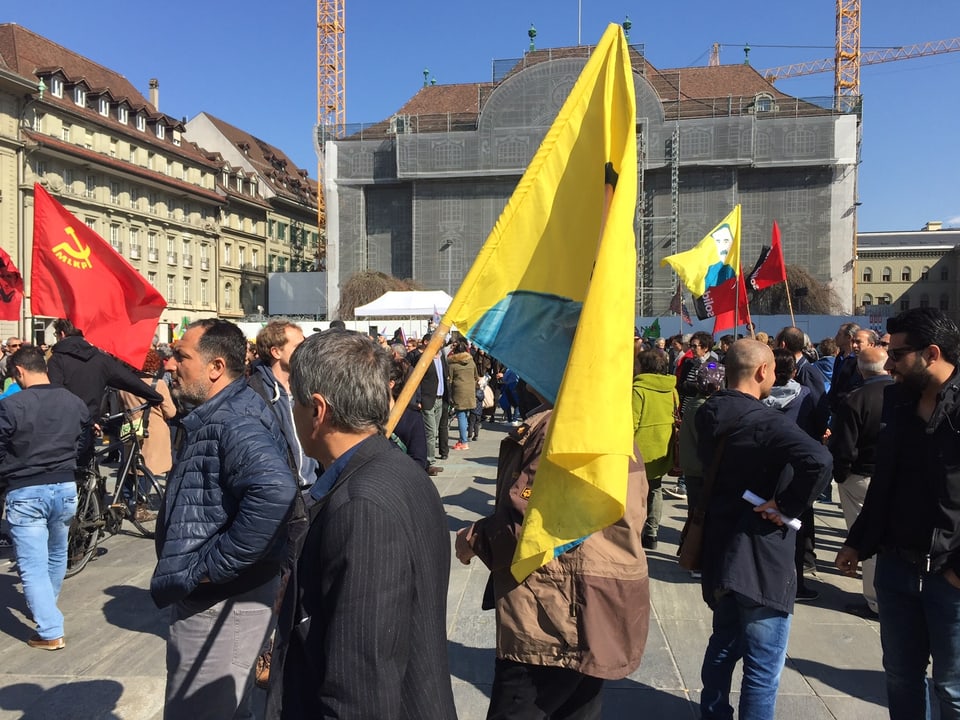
[[856, 222, 960, 324], [0, 24, 321, 344], [323, 44, 860, 318]]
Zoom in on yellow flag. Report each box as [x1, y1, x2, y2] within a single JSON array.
[[443, 24, 637, 582], [661, 205, 742, 297]]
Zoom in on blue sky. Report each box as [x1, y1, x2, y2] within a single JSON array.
[[8, 1, 960, 231]]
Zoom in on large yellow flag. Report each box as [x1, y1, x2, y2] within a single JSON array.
[[661, 205, 742, 297], [443, 24, 637, 582]]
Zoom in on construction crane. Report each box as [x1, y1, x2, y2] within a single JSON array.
[[315, 0, 345, 269], [761, 37, 960, 85]]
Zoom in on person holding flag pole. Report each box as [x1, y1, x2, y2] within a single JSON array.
[[391, 24, 651, 716]]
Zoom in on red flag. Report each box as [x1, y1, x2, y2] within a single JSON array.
[[693, 269, 751, 333], [0, 246, 24, 321], [31, 184, 166, 367], [748, 221, 787, 291]]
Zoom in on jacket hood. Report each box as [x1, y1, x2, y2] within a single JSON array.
[[762, 380, 804, 410], [447, 351, 473, 366], [699, 389, 767, 435], [633, 373, 677, 394], [251, 362, 283, 403], [52, 335, 97, 361]]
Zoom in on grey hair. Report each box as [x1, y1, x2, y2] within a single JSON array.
[[858, 354, 887, 376], [856, 328, 879, 346], [289, 330, 391, 432]]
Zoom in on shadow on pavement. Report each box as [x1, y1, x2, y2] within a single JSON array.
[[444, 485, 496, 520], [0, 679, 124, 719], [0, 565, 33, 640], [102, 584, 167, 639], [787, 658, 886, 707]]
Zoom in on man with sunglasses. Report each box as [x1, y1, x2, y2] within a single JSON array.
[[837, 307, 960, 720]]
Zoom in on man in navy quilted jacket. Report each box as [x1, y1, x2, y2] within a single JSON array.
[[151, 319, 297, 720]]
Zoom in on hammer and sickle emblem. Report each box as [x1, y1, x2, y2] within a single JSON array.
[[52, 226, 92, 268]]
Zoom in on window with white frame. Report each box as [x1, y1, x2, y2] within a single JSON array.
[[136, 114, 146, 132], [130, 228, 140, 248], [34, 160, 47, 178], [167, 236, 175, 253], [252, 248, 259, 268], [901, 267, 912, 282], [130, 186, 139, 208], [73, 86, 86, 106], [109, 225, 121, 250], [110, 181, 120, 204], [183, 277, 191, 303], [882, 267, 892, 282], [32, 111, 44, 132], [167, 275, 176, 302], [224, 244, 232, 265], [862, 266, 872, 282], [238, 247, 245, 267], [61, 123, 71, 142], [118, 105, 128, 124], [156, 123, 165, 140], [200, 279, 208, 305], [63, 168, 73, 191], [128, 144, 137, 163], [147, 271, 157, 286], [148, 232, 158, 251], [85, 175, 95, 199], [98, 98, 109, 116], [50, 77, 63, 98]]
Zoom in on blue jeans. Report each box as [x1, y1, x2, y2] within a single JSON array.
[[700, 591, 792, 720], [5, 482, 78, 640], [875, 551, 960, 720], [456, 410, 469, 444]]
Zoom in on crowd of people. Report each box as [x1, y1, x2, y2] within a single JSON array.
[[0, 307, 957, 720]]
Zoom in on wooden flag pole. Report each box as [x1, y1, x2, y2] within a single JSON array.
[[385, 323, 449, 436], [783, 274, 796, 327]]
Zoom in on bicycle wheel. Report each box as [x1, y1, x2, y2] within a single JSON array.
[[127, 468, 163, 538], [66, 478, 101, 578]]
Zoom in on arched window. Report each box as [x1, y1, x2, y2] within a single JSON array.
[[862, 294, 873, 307], [881, 267, 892, 282], [901, 267, 912, 282], [861, 266, 873, 283], [921, 266, 930, 281], [878, 294, 892, 305]]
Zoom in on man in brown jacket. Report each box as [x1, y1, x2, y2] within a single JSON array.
[[455, 406, 650, 718]]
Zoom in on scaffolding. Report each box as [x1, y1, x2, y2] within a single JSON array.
[[328, 51, 860, 317]]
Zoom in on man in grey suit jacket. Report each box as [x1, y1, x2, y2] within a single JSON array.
[[268, 329, 456, 719]]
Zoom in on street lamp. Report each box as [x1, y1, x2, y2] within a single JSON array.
[[439, 239, 454, 294]]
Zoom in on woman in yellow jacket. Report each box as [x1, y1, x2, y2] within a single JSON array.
[[632, 349, 679, 550]]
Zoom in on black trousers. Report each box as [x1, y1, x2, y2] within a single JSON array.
[[486, 658, 604, 720]]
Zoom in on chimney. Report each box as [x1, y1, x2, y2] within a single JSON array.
[[149, 78, 159, 111], [923, 221, 943, 232]]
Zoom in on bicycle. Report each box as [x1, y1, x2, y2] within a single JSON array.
[[66, 401, 165, 578]]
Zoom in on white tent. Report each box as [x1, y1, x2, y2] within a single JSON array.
[[353, 290, 453, 318]]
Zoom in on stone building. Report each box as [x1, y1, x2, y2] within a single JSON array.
[[0, 24, 320, 342], [856, 221, 960, 323], [322, 43, 860, 318]]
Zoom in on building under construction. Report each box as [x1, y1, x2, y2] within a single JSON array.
[[322, 41, 859, 318]]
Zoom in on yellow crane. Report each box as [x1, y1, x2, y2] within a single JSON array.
[[316, 0, 345, 268]]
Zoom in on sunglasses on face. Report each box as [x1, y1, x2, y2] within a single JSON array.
[[887, 346, 920, 362]]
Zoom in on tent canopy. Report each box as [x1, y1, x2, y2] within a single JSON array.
[[353, 290, 453, 318]]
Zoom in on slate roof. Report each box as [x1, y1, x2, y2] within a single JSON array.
[[199, 112, 320, 212]]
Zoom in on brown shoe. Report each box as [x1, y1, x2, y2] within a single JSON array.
[[134, 504, 157, 522], [255, 649, 272, 689], [427, 465, 443, 476], [28, 635, 65, 651]]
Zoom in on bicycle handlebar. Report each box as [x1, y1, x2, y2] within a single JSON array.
[[99, 401, 152, 427]]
